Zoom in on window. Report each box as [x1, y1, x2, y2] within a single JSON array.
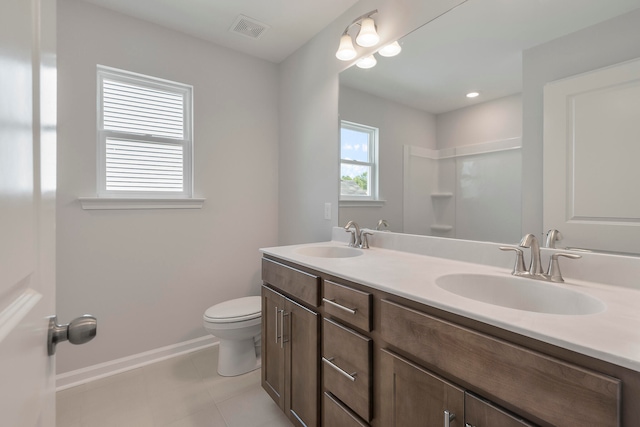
[[97, 66, 193, 198], [340, 121, 379, 201]]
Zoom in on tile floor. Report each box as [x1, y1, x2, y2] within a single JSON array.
[[56, 346, 292, 427]]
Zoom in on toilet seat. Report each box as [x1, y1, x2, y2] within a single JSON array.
[[204, 296, 261, 324]]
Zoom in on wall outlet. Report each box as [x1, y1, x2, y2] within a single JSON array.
[[324, 202, 332, 220]]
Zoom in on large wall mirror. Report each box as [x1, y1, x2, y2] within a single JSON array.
[[338, 0, 640, 252]]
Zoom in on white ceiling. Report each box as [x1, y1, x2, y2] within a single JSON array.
[[340, 0, 640, 114], [79, 0, 360, 63]]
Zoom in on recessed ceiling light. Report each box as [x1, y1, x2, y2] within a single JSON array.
[[466, 92, 480, 98]]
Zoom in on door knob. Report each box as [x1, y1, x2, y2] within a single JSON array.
[[48, 315, 97, 356]]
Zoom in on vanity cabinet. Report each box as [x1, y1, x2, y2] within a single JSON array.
[[379, 348, 534, 427], [323, 392, 368, 427], [321, 278, 373, 426], [379, 298, 620, 427], [379, 348, 464, 427], [465, 393, 536, 427], [261, 259, 321, 427], [322, 318, 372, 422], [261, 255, 635, 427]]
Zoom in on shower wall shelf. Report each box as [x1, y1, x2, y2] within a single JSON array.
[[430, 224, 453, 232], [430, 192, 453, 199]]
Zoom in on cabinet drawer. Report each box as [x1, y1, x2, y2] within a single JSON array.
[[323, 392, 368, 427], [380, 299, 621, 427], [323, 280, 372, 331], [322, 318, 372, 421], [262, 258, 320, 307]]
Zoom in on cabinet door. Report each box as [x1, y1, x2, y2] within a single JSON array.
[[285, 297, 319, 427], [379, 349, 464, 427], [465, 393, 536, 427], [262, 286, 286, 410]]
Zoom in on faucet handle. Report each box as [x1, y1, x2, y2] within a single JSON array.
[[547, 252, 581, 282], [360, 230, 374, 249], [499, 246, 526, 275]]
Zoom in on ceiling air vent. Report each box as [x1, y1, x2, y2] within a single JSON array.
[[230, 15, 270, 40]]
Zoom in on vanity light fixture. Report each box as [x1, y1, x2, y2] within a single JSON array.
[[378, 41, 402, 57], [336, 34, 357, 60], [466, 91, 480, 98], [355, 17, 380, 47], [335, 10, 380, 61], [356, 55, 377, 69]]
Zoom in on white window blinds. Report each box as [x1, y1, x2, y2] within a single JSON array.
[[102, 79, 185, 139], [105, 139, 184, 192], [97, 66, 192, 197]]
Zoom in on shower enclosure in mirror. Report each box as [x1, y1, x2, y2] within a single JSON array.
[[338, 0, 640, 251]]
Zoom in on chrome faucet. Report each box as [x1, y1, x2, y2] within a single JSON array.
[[545, 229, 563, 248], [375, 219, 389, 231], [519, 233, 543, 276], [344, 220, 374, 248], [344, 221, 361, 247], [501, 233, 581, 282]]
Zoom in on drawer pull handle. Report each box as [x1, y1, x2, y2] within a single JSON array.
[[274, 307, 281, 344], [444, 410, 456, 427], [323, 298, 357, 315], [322, 357, 357, 382]]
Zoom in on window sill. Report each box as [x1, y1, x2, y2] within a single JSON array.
[[78, 197, 205, 210], [339, 199, 386, 208]]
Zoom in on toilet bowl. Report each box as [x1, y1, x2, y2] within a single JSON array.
[[203, 296, 262, 377]]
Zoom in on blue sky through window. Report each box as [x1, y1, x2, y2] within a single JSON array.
[[341, 128, 370, 163]]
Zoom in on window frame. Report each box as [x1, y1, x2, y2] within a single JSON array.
[[96, 65, 193, 199], [339, 120, 380, 202]]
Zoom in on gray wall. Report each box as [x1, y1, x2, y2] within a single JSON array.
[[521, 8, 640, 238], [277, 0, 468, 245], [338, 85, 437, 231], [56, 0, 279, 373], [436, 94, 522, 149]]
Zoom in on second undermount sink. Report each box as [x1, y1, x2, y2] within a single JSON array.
[[295, 245, 363, 258], [435, 273, 605, 315]]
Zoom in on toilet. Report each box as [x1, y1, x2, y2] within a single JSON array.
[[203, 296, 262, 377]]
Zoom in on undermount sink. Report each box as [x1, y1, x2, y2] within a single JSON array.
[[435, 273, 605, 315], [295, 245, 363, 258]]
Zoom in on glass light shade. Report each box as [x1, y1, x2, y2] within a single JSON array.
[[355, 18, 379, 47], [378, 41, 402, 57], [356, 55, 377, 69], [335, 34, 357, 61]]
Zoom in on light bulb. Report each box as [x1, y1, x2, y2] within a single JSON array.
[[355, 17, 379, 47], [335, 34, 357, 61], [356, 55, 377, 69], [466, 92, 480, 98], [378, 41, 402, 57]]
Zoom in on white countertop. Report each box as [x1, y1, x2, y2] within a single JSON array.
[[261, 238, 640, 373]]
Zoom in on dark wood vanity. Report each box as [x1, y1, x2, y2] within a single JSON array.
[[261, 254, 640, 427]]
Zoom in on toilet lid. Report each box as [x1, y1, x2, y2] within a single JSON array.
[[204, 296, 261, 323]]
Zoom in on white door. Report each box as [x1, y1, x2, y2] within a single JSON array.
[[1, 0, 57, 425], [544, 57, 640, 254]]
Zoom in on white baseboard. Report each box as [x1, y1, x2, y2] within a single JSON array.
[[56, 335, 219, 391]]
